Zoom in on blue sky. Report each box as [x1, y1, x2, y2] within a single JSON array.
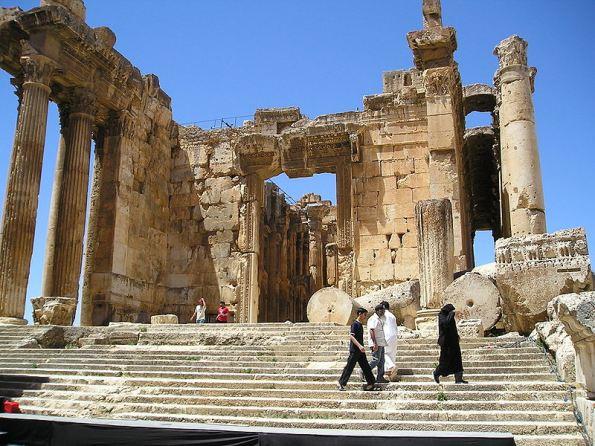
[[0, 0, 593, 323]]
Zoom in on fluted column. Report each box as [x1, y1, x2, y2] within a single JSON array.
[[495, 35, 546, 236], [0, 55, 55, 322], [42, 105, 68, 296], [43, 88, 96, 303], [415, 199, 454, 309]]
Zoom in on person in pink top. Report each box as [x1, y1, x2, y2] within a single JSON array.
[[216, 301, 229, 323]]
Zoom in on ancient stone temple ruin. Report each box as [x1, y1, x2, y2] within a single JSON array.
[[0, 1, 594, 445]]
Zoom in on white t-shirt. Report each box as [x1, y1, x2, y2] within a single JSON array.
[[195, 304, 206, 320], [367, 313, 387, 347]]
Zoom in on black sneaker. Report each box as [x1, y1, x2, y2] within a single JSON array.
[[363, 384, 376, 391], [337, 383, 346, 391], [433, 371, 440, 384], [455, 379, 469, 384], [376, 378, 390, 384]]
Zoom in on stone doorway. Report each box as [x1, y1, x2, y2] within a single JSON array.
[[256, 173, 337, 323]]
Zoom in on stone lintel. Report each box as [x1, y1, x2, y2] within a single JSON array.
[[254, 107, 302, 125]]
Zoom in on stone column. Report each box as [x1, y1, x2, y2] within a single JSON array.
[[0, 55, 55, 323], [494, 35, 546, 236], [42, 88, 96, 307], [336, 158, 354, 295], [307, 206, 326, 293], [42, 105, 68, 296], [238, 174, 263, 323], [415, 199, 454, 309]]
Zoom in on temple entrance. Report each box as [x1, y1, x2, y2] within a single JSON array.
[[256, 173, 337, 322]]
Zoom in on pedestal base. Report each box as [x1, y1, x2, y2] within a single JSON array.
[[415, 309, 440, 338], [0, 317, 28, 325]]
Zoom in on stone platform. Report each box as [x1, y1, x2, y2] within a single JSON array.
[[0, 323, 587, 446]]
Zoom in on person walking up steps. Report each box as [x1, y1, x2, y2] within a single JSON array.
[[380, 300, 398, 375], [338, 308, 377, 391], [367, 304, 389, 384], [433, 303, 468, 384]]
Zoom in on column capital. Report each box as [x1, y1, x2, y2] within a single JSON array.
[[68, 87, 97, 119], [494, 35, 528, 69], [423, 66, 457, 97], [20, 55, 56, 90]]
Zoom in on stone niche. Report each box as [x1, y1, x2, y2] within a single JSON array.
[[495, 227, 592, 334], [31, 296, 77, 326]]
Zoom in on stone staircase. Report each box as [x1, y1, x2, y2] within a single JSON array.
[[0, 323, 587, 446]]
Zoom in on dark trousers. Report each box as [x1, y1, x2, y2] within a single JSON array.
[[339, 350, 375, 386]]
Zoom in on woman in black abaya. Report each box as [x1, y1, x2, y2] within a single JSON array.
[[433, 303, 468, 384]]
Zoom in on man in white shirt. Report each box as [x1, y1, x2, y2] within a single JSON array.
[[367, 304, 389, 383], [381, 300, 398, 374]]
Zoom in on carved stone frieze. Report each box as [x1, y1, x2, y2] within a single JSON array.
[[496, 228, 593, 334], [423, 66, 456, 97]]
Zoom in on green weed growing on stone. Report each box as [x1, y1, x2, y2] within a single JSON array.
[[437, 391, 447, 402]]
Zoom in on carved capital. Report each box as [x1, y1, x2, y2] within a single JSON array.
[[68, 87, 96, 118], [105, 110, 136, 139], [423, 67, 455, 97], [494, 35, 528, 69], [20, 55, 56, 88]]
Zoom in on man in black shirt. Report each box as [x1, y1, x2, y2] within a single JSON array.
[[338, 307, 377, 391]]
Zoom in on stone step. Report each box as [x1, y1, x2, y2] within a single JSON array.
[[0, 373, 568, 391], [0, 382, 570, 402], [514, 435, 587, 446], [5, 388, 574, 412], [0, 350, 548, 365], [0, 344, 543, 355], [15, 396, 576, 423], [9, 405, 586, 446], [0, 365, 557, 383], [0, 355, 548, 369], [0, 359, 551, 375], [101, 410, 583, 436]]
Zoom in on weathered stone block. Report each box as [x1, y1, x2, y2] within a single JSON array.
[[457, 319, 484, 338], [31, 297, 77, 326], [354, 280, 421, 329], [151, 314, 178, 324], [495, 228, 592, 334]]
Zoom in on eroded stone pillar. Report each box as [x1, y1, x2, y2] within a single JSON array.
[[42, 88, 96, 308], [307, 206, 326, 293], [494, 35, 546, 236], [238, 174, 263, 323], [415, 199, 454, 309], [0, 55, 55, 322], [336, 158, 354, 295]]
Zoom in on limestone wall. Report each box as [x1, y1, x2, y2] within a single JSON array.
[[353, 103, 429, 295], [166, 127, 244, 322], [83, 77, 175, 325]]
